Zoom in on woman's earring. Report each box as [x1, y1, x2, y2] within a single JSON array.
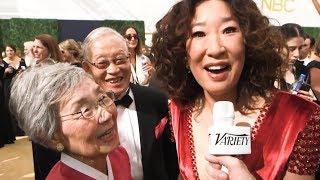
[[186, 64, 191, 74], [243, 38, 247, 45], [56, 143, 64, 152]]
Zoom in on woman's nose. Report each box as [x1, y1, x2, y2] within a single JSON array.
[[292, 49, 300, 60], [206, 35, 226, 57]]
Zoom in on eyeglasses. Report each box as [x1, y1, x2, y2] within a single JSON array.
[[86, 55, 129, 69], [60, 91, 115, 121], [125, 34, 138, 41]]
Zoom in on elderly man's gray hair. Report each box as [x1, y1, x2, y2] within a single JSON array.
[[9, 63, 92, 146], [82, 27, 128, 61]]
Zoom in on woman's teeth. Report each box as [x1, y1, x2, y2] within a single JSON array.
[[205, 65, 229, 73]]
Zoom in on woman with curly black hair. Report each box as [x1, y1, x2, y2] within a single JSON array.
[[152, 0, 320, 179]]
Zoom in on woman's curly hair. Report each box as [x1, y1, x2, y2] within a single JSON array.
[[151, 0, 285, 111]]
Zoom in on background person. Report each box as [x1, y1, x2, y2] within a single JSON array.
[[301, 33, 316, 61], [0, 57, 5, 148], [122, 26, 154, 86], [59, 39, 82, 67], [9, 63, 131, 179], [32, 34, 62, 64], [279, 23, 316, 101], [30, 33, 63, 179], [1, 44, 26, 139], [309, 36, 320, 101], [280, 23, 305, 82], [152, 0, 320, 179], [23, 41, 36, 67]]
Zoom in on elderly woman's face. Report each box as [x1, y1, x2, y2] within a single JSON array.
[[33, 39, 49, 62], [186, 0, 245, 98], [58, 77, 119, 156]]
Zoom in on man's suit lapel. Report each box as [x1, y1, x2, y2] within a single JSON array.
[[130, 84, 156, 174]]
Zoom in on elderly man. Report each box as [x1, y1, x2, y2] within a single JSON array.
[[82, 27, 178, 180], [23, 41, 36, 67]]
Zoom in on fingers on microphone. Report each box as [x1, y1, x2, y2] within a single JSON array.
[[206, 163, 228, 180], [206, 154, 243, 170]]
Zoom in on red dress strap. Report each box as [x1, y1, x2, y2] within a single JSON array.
[[169, 101, 199, 180]]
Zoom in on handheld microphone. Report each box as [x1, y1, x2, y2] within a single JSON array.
[[208, 101, 251, 155]]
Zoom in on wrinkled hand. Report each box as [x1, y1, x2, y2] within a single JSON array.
[[205, 154, 255, 180]]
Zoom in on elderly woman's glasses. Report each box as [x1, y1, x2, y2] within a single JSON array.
[[60, 91, 115, 121], [86, 55, 129, 69], [125, 34, 138, 41]]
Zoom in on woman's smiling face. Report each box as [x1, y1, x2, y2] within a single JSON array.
[[186, 0, 245, 98], [58, 77, 119, 157]]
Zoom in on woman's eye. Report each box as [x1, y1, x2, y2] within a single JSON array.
[[288, 47, 296, 52], [223, 27, 237, 34], [191, 31, 205, 38]]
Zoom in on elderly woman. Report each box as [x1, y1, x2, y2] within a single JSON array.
[[9, 63, 131, 179]]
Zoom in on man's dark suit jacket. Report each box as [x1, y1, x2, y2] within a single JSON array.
[[130, 83, 179, 180]]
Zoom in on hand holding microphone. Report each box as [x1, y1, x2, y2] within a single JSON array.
[[205, 155, 255, 180]]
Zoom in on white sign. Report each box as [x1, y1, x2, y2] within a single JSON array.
[[253, 0, 320, 27]]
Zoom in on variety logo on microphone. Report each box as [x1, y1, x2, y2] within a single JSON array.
[[213, 133, 249, 146], [208, 126, 251, 155]]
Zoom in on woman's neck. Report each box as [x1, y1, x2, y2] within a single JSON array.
[[68, 153, 108, 175], [202, 89, 238, 111], [129, 49, 136, 58], [4, 56, 18, 62], [129, 50, 136, 66]]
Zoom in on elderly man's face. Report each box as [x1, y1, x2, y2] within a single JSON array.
[[24, 43, 34, 57], [84, 35, 131, 99]]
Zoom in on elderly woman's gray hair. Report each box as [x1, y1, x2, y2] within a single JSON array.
[[82, 27, 128, 61], [9, 63, 92, 146]]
